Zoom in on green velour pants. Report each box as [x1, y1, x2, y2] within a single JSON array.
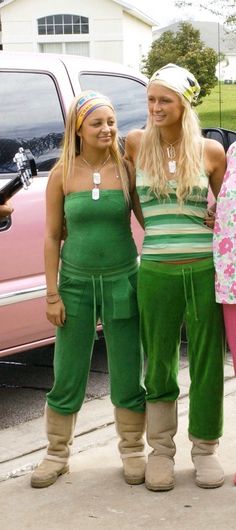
[[138, 257, 225, 440], [47, 262, 145, 415]]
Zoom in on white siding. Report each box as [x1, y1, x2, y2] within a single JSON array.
[[123, 12, 152, 70], [93, 40, 123, 63], [0, 0, 153, 67], [217, 54, 236, 81]]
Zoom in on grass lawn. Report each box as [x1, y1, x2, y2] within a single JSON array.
[[197, 84, 236, 132]]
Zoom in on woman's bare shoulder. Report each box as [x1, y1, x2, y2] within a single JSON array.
[[48, 164, 63, 186], [203, 137, 225, 157], [125, 129, 144, 160], [126, 128, 144, 144]]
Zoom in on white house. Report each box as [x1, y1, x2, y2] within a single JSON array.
[[0, 0, 158, 70]]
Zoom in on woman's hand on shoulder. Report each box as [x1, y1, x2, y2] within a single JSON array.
[[204, 138, 226, 198]]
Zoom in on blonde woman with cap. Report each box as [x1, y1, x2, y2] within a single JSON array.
[[31, 91, 146, 489], [125, 64, 226, 491]]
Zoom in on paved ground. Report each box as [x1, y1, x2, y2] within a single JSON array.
[[0, 354, 236, 530], [0, 338, 109, 428]]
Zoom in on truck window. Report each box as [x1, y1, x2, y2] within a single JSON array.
[[0, 72, 64, 174], [79, 73, 147, 135]]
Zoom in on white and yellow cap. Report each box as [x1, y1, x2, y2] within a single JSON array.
[[149, 63, 200, 104]]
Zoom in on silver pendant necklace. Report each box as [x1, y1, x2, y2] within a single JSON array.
[[163, 139, 180, 174], [81, 154, 110, 200]]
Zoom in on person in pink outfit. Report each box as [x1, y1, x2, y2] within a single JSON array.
[[213, 141, 236, 369], [213, 141, 236, 485]]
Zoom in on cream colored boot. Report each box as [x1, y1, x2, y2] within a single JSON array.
[[115, 407, 146, 485], [31, 405, 77, 488], [190, 435, 224, 488], [145, 401, 177, 491]]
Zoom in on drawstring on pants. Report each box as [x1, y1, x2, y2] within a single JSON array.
[[99, 275, 105, 327], [91, 275, 105, 335], [91, 276, 97, 334], [182, 267, 198, 322], [60, 260, 138, 337]]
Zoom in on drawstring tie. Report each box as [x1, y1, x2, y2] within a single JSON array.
[[91, 275, 105, 336], [99, 275, 105, 326], [91, 276, 97, 335], [182, 267, 198, 322]]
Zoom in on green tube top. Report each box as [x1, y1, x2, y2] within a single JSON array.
[[61, 189, 138, 273]]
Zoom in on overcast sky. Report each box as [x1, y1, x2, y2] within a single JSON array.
[[127, 0, 220, 27]]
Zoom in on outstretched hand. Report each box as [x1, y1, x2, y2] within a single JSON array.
[[0, 201, 14, 219]]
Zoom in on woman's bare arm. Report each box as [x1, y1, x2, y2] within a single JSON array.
[[124, 129, 144, 227], [205, 138, 227, 198], [44, 167, 66, 327]]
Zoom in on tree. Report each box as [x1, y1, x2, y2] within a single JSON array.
[[141, 22, 218, 104], [175, 1, 236, 32]]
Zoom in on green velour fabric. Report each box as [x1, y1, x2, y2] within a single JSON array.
[[47, 190, 145, 416], [47, 265, 145, 415], [138, 257, 225, 440]]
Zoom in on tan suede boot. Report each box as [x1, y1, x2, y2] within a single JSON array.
[[115, 407, 146, 485], [31, 405, 77, 488], [145, 401, 177, 491], [190, 435, 224, 488]]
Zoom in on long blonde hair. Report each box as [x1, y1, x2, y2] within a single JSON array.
[[138, 85, 203, 202], [52, 94, 130, 202]]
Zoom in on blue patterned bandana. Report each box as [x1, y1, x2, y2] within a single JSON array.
[[76, 90, 114, 129]]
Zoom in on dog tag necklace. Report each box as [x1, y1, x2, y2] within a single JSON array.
[[163, 139, 180, 174], [81, 154, 110, 200]]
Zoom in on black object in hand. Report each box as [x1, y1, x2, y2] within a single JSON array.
[[0, 148, 37, 205]]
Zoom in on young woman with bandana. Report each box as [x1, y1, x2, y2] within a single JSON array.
[[125, 64, 226, 491], [30, 91, 146, 489]]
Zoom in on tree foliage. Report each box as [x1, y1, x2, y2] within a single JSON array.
[[175, 1, 236, 31], [141, 22, 218, 105]]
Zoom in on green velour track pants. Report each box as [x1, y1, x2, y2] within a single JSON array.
[[138, 257, 225, 440], [47, 261, 145, 415]]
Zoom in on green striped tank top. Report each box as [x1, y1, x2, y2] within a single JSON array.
[[136, 167, 213, 262]]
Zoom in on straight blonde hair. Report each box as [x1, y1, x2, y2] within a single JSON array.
[[138, 87, 203, 202], [51, 95, 130, 202]]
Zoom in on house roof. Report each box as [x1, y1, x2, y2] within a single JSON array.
[[0, 0, 158, 26], [112, 0, 158, 26], [153, 20, 236, 55]]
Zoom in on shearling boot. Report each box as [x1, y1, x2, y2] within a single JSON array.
[[115, 407, 146, 485], [145, 401, 177, 491], [31, 405, 77, 488], [190, 435, 224, 488]]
